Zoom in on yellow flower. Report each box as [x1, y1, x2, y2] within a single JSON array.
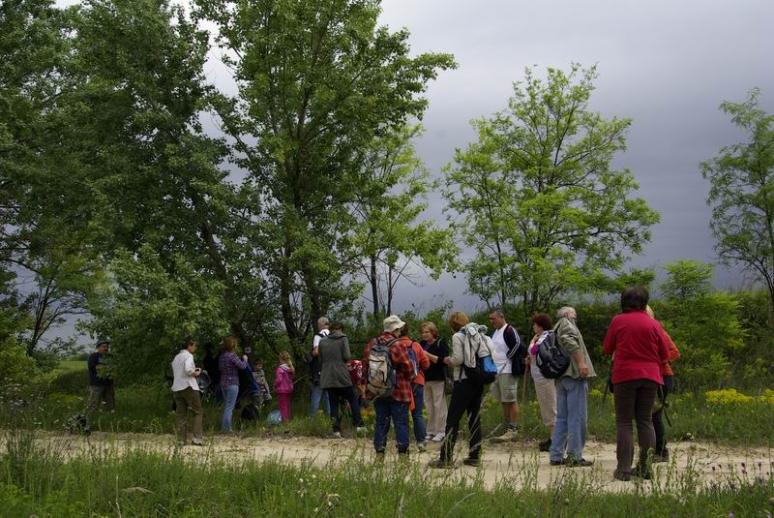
[[704, 388, 753, 405]]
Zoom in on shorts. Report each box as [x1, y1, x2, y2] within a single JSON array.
[[490, 373, 518, 403]]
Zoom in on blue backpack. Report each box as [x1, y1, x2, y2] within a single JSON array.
[[406, 344, 419, 381]]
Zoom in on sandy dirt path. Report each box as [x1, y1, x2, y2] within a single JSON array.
[[21, 431, 773, 493]]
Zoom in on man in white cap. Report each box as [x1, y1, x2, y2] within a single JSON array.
[[362, 315, 414, 457]]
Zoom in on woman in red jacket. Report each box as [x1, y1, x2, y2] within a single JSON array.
[[646, 305, 680, 463], [603, 287, 669, 481]]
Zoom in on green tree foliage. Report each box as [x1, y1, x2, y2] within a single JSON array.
[[701, 89, 774, 315], [349, 126, 457, 322], [654, 260, 744, 390], [445, 65, 659, 317], [195, 0, 456, 348]]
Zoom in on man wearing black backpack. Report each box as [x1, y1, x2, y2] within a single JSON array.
[[488, 309, 524, 442], [308, 317, 331, 417], [549, 306, 596, 467]]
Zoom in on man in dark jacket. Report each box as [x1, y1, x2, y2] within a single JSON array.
[[319, 322, 365, 437]]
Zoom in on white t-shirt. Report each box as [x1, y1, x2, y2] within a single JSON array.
[[312, 328, 330, 349], [171, 350, 199, 392], [491, 325, 511, 374]]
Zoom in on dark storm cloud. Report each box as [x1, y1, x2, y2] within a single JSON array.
[[374, 0, 774, 312]]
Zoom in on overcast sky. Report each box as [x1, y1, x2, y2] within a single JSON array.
[[366, 0, 774, 313]]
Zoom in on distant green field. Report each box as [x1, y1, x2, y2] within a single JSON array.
[[55, 360, 86, 374]]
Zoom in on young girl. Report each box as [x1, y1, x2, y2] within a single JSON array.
[[274, 352, 295, 422], [252, 359, 272, 404]]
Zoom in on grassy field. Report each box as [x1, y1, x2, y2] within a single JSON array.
[[3, 362, 772, 447], [0, 428, 772, 517]]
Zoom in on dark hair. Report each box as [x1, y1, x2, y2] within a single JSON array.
[[330, 322, 344, 331], [531, 313, 553, 331], [182, 336, 195, 349], [399, 323, 410, 337], [621, 286, 649, 311]]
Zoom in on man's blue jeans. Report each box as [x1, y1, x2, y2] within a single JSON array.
[[411, 384, 427, 442], [373, 397, 409, 454], [310, 383, 330, 417], [550, 377, 589, 462]]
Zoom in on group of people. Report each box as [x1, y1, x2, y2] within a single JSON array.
[[87, 285, 679, 480]]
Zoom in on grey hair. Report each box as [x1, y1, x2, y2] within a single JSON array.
[[556, 306, 576, 319], [317, 316, 330, 328], [490, 308, 505, 318]]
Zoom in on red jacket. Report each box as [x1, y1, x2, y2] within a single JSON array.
[[396, 337, 431, 386], [603, 310, 669, 385], [363, 333, 414, 403], [658, 323, 680, 376]]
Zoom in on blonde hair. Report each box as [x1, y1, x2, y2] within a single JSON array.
[[419, 321, 439, 338], [279, 351, 293, 368], [222, 335, 238, 352], [447, 311, 470, 332]]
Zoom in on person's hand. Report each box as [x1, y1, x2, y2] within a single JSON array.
[[193, 368, 201, 377], [242, 355, 248, 362], [443, 357, 451, 365], [523, 356, 530, 365], [578, 363, 589, 378]]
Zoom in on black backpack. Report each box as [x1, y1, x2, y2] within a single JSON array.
[[535, 330, 570, 379]]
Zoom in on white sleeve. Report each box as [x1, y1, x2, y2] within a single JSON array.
[[184, 354, 196, 376], [313, 334, 321, 349]]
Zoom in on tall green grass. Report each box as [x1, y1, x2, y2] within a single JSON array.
[[0, 429, 772, 517]]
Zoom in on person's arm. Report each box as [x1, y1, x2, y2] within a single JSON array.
[[342, 338, 352, 362], [444, 334, 463, 366], [184, 353, 197, 376], [504, 326, 521, 356], [661, 326, 680, 363], [602, 319, 617, 356], [559, 323, 588, 378], [229, 353, 249, 370], [416, 343, 430, 370]]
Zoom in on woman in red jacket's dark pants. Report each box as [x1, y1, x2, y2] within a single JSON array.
[[603, 287, 669, 481]]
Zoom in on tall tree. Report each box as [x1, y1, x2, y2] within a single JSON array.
[[701, 88, 774, 316], [196, 0, 455, 349], [349, 126, 456, 322], [445, 65, 659, 317]]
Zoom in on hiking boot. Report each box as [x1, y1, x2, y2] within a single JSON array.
[[564, 457, 594, 467], [549, 459, 565, 466], [538, 438, 552, 452], [613, 469, 631, 482], [630, 466, 651, 480], [432, 433, 446, 442], [491, 430, 519, 443], [417, 441, 427, 453], [652, 450, 669, 463], [190, 438, 204, 446], [428, 458, 454, 469], [462, 457, 481, 467]]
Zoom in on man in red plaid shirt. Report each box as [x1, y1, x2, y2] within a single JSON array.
[[363, 315, 414, 456]]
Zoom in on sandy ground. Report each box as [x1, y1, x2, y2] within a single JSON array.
[[18, 430, 773, 493]]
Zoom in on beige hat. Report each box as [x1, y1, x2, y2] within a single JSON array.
[[383, 315, 406, 333]]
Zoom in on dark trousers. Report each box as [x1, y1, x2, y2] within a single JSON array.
[[326, 386, 362, 432], [173, 387, 203, 442], [614, 379, 658, 475], [440, 379, 484, 462], [652, 375, 673, 455]]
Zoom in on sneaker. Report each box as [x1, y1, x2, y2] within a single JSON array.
[[190, 438, 204, 446], [417, 441, 427, 452], [613, 469, 631, 482], [565, 457, 594, 468], [462, 457, 481, 467], [549, 459, 564, 466], [428, 458, 454, 469], [432, 433, 445, 442], [425, 433, 435, 441], [491, 430, 519, 443], [538, 438, 551, 452], [330, 431, 343, 439], [630, 466, 651, 480]]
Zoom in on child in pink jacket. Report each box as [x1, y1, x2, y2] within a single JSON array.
[[274, 351, 295, 421]]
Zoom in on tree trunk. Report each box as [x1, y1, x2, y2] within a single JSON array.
[[370, 253, 380, 325]]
